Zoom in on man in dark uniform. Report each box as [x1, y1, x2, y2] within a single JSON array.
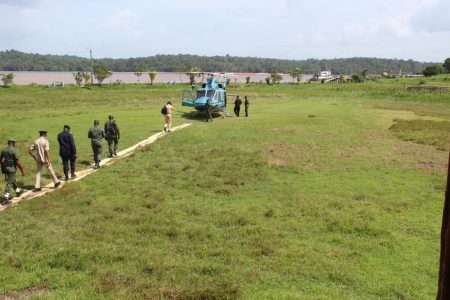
[[1, 137, 25, 205], [244, 96, 249, 117], [104, 115, 120, 157], [88, 120, 105, 169], [205, 99, 213, 122], [234, 96, 242, 117], [57, 125, 77, 181]]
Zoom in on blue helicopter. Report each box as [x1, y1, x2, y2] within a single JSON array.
[[181, 74, 231, 116]]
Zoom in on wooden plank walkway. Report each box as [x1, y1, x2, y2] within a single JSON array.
[[0, 123, 192, 212]]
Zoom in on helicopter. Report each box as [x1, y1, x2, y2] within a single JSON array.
[[181, 73, 234, 117]]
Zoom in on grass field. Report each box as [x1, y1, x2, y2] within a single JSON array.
[[0, 78, 449, 299]]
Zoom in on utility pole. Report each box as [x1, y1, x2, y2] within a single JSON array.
[[87, 48, 93, 85]]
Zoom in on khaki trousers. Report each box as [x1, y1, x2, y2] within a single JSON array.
[[164, 114, 172, 130], [35, 161, 59, 188]]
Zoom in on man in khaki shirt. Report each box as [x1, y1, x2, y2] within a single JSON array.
[[28, 130, 61, 192]]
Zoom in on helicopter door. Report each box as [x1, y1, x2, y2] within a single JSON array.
[[182, 90, 194, 101]]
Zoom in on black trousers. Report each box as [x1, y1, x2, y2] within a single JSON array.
[[234, 107, 240, 117], [61, 155, 76, 178]]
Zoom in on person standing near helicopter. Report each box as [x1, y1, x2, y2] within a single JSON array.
[[162, 101, 174, 132], [205, 99, 213, 122], [233, 96, 242, 117]]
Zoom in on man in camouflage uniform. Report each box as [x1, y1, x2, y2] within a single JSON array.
[[1, 137, 25, 205], [104, 115, 120, 157], [205, 99, 213, 122], [88, 120, 105, 169]]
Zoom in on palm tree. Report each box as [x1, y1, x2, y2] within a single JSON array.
[[134, 67, 145, 83], [185, 67, 202, 85], [149, 71, 158, 85]]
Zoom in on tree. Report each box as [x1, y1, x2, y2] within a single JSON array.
[[1, 73, 14, 87], [73, 71, 83, 86], [287, 67, 301, 83], [361, 68, 368, 82], [339, 74, 346, 83], [265, 76, 271, 84], [185, 67, 202, 85], [270, 71, 283, 84], [245, 76, 251, 84], [443, 58, 450, 73], [81, 72, 91, 87], [134, 67, 145, 83], [351, 73, 362, 83], [93, 65, 112, 85], [423, 65, 443, 77], [149, 71, 157, 85]]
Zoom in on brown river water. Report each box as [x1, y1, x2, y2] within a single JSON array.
[[2, 71, 313, 85]]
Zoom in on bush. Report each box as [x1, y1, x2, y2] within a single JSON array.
[[423, 65, 444, 77]]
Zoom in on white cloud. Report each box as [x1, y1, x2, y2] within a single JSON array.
[[105, 9, 137, 28]]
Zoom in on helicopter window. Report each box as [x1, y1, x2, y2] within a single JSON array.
[[196, 90, 215, 99], [196, 90, 206, 98]]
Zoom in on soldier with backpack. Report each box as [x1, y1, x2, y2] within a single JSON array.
[[88, 120, 105, 169], [161, 101, 174, 132], [1, 137, 25, 205], [104, 115, 120, 157]]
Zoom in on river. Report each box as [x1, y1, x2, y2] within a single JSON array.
[[1, 71, 314, 85]]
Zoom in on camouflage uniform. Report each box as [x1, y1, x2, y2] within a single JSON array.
[[88, 123, 105, 168], [104, 117, 120, 157], [1, 144, 21, 203]]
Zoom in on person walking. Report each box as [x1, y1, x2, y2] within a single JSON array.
[[57, 125, 77, 181], [162, 101, 174, 132], [104, 115, 120, 157], [244, 96, 249, 117], [1, 137, 25, 205], [29, 130, 61, 192], [88, 120, 105, 169], [234, 96, 242, 117], [205, 99, 213, 122]]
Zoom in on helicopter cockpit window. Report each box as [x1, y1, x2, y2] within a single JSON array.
[[196, 90, 215, 99], [196, 90, 206, 99]]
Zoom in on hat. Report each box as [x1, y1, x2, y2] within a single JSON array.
[[7, 137, 16, 142]]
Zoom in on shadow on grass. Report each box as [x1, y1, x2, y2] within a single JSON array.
[[79, 160, 91, 166], [179, 111, 226, 122]]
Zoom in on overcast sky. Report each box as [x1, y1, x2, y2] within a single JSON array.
[[0, 0, 448, 62]]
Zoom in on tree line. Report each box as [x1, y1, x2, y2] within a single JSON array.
[[0, 49, 440, 75]]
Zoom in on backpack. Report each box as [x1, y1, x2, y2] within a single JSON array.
[[105, 120, 116, 136], [161, 105, 168, 115]]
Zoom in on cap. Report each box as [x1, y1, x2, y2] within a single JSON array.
[[7, 137, 16, 142]]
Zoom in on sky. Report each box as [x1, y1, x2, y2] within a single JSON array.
[[0, 0, 449, 62]]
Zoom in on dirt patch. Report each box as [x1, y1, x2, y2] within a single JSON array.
[[267, 142, 298, 167], [267, 142, 323, 170], [272, 127, 298, 135], [392, 142, 448, 171], [0, 287, 49, 299]]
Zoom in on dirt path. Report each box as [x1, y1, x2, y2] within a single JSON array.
[[0, 123, 191, 212]]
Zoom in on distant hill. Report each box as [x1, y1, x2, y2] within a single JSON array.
[[0, 49, 438, 74]]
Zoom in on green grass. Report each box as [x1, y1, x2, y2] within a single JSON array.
[[0, 81, 449, 299]]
